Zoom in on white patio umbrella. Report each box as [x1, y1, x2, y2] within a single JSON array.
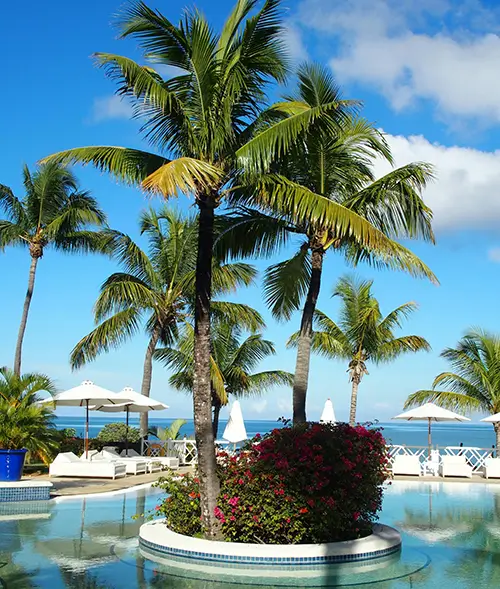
[[393, 402, 470, 457], [481, 413, 500, 423], [40, 380, 130, 458], [223, 401, 247, 444], [90, 387, 168, 453], [320, 398, 336, 424]]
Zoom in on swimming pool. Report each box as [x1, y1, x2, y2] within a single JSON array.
[[0, 481, 499, 588]]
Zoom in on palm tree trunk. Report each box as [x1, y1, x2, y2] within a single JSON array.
[[139, 327, 161, 437], [14, 256, 39, 376], [292, 248, 324, 424], [349, 375, 361, 426], [495, 423, 500, 456], [213, 400, 221, 440], [193, 197, 220, 539]]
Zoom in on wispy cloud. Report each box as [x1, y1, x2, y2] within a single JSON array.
[[251, 399, 268, 415], [91, 95, 133, 123], [488, 248, 500, 262]]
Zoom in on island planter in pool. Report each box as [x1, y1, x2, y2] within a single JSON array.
[[0, 449, 28, 481]]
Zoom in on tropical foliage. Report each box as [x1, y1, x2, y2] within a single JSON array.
[[42, 0, 436, 536], [70, 206, 259, 435], [221, 64, 435, 424], [156, 320, 293, 437], [289, 275, 430, 425], [155, 422, 389, 543], [149, 418, 187, 441], [96, 422, 141, 444], [405, 329, 500, 450], [0, 163, 108, 375], [0, 367, 58, 463]]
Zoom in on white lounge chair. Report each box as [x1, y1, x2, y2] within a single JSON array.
[[439, 455, 473, 478], [392, 455, 421, 476], [482, 458, 500, 479], [49, 452, 126, 479], [93, 450, 148, 475], [101, 447, 162, 474], [122, 448, 179, 470]]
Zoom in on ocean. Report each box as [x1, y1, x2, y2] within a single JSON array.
[[54, 416, 497, 449]]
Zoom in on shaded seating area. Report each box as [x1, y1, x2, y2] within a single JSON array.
[[481, 458, 500, 479], [392, 455, 421, 476], [439, 455, 473, 478]]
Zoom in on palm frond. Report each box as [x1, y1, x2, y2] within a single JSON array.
[[404, 389, 482, 413], [211, 301, 265, 332]]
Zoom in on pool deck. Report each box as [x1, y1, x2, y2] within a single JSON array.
[[23, 466, 194, 497]]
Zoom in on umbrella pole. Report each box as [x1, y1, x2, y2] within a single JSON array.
[[85, 401, 89, 459], [428, 418, 432, 459], [125, 407, 129, 456]]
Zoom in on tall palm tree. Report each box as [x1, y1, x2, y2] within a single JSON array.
[[405, 329, 500, 451], [222, 65, 436, 424], [70, 206, 260, 435], [0, 367, 58, 463], [289, 275, 430, 425], [0, 162, 107, 376], [156, 320, 293, 438], [43, 0, 426, 535]]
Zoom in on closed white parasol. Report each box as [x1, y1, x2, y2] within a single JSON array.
[[320, 398, 336, 424], [223, 401, 247, 444]]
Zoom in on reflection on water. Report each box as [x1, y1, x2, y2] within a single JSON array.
[[1, 482, 500, 587]]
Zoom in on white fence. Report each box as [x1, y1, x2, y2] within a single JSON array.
[[143, 441, 496, 471], [388, 444, 496, 473], [143, 439, 232, 466]]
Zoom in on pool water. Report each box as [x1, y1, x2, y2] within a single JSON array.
[[1, 481, 499, 588]]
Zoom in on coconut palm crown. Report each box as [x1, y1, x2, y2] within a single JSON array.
[[288, 275, 430, 425], [405, 329, 500, 450]]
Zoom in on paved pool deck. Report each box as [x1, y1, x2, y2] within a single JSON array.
[[393, 474, 500, 484], [22, 466, 194, 497]]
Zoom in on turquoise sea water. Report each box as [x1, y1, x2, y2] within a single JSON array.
[[57, 415, 497, 449], [1, 481, 500, 587]]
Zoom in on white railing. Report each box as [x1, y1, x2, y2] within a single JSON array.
[[143, 439, 232, 466], [387, 444, 495, 473]]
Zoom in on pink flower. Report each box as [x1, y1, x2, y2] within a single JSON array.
[[228, 496, 239, 507]]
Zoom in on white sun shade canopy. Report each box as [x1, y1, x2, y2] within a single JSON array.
[[223, 401, 248, 444], [39, 380, 130, 407], [481, 413, 500, 423], [90, 387, 168, 413], [319, 398, 336, 424], [393, 403, 470, 422]]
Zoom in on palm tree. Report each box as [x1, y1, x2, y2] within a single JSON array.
[[0, 367, 58, 463], [222, 65, 436, 424], [0, 162, 107, 376], [70, 206, 260, 436], [43, 0, 425, 535], [289, 275, 430, 425], [405, 329, 500, 451], [156, 320, 293, 438]]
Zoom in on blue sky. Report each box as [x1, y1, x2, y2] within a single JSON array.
[[2, 0, 500, 423]]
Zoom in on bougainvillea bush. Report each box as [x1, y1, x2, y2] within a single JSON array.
[[155, 423, 389, 544]]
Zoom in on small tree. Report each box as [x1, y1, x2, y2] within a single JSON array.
[[289, 275, 430, 425], [96, 422, 141, 444]]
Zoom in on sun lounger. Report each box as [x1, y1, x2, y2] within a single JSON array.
[[49, 452, 126, 479], [100, 447, 162, 473], [439, 455, 473, 478], [482, 458, 500, 479], [93, 450, 148, 475], [392, 455, 421, 476], [121, 448, 179, 470]]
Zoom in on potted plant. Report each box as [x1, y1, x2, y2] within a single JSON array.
[[0, 367, 58, 481]]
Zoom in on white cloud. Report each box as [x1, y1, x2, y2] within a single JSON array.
[[92, 95, 133, 123], [282, 24, 308, 63], [251, 399, 269, 415], [377, 133, 500, 230], [488, 248, 500, 262], [298, 0, 500, 122]]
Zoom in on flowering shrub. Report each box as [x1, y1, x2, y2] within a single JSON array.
[[155, 423, 389, 544]]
